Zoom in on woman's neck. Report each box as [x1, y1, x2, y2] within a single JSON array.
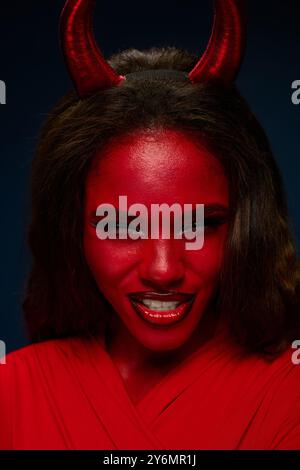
[[104, 308, 221, 381]]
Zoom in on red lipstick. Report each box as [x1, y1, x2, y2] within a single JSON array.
[[128, 292, 195, 327]]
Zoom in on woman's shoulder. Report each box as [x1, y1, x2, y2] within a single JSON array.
[[230, 337, 300, 389], [0, 336, 103, 450], [2, 337, 76, 368], [6, 338, 67, 357], [215, 329, 300, 408], [243, 345, 300, 449], [0, 336, 97, 389]]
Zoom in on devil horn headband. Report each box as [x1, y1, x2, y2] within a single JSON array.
[[60, 0, 246, 99]]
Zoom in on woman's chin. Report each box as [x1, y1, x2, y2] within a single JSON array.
[[127, 323, 198, 352]]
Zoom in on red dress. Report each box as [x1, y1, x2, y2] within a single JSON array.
[[1, 326, 300, 450]]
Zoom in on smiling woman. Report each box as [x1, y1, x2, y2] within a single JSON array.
[[1, 0, 300, 451], [84, 128, 229, 353]]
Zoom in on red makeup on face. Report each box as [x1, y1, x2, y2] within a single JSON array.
[[83, 128, 229, 351]]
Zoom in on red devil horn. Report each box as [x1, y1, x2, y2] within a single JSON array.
[[60, 0, 124, 98], [189, 0, 246, 85], [60, 0, 245, 98]]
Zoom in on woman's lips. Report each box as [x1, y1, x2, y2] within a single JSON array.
[[128, 292, 195, 327]]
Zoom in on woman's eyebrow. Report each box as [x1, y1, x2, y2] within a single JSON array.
[[182, 205, 229, 217], [179, 205, 229, 224], [90, 209, 136, 219]]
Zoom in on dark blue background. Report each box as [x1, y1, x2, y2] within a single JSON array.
[[1, 0, 299, 353]]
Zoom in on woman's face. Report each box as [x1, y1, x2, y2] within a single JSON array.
[[84, 128, 229, 351]]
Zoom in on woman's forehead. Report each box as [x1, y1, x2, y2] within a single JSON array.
[[86, 128, 229, 206]]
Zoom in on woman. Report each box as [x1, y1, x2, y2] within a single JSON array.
[[1, 0, 300, 449]]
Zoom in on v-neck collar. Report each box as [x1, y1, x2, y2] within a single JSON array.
[[87, 323, 230, 426]]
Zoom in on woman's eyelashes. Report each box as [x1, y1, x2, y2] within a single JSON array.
[[181, 215, 227, 236], [204, 215, 228, 230], [89, 217, 146, 237], [90, 214, 227, 238]]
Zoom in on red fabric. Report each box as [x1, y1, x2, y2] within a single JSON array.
[[1, 328, 300, 450]]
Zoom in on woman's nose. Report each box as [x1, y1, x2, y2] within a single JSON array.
[[138, 239, 185, 290]]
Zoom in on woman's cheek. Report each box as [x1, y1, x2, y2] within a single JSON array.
[[186, 230, 228, 278], [84, 234, 139, 284]]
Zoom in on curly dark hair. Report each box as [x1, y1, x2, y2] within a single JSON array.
[[23, 47, 300, 355]]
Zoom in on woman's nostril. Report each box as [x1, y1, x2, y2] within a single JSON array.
[[139, 259, 185, 289]]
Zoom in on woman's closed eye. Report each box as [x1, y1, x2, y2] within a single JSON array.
[[90, 218, 146, 237], [181, 215, 228, 236], [90, 214, 228, 238]]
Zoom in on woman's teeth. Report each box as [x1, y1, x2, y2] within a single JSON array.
[[141, 299, 180, 311], [129, 293, 194, 326]]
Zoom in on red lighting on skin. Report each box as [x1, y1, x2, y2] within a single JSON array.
[[84, 128, 229, 352]]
